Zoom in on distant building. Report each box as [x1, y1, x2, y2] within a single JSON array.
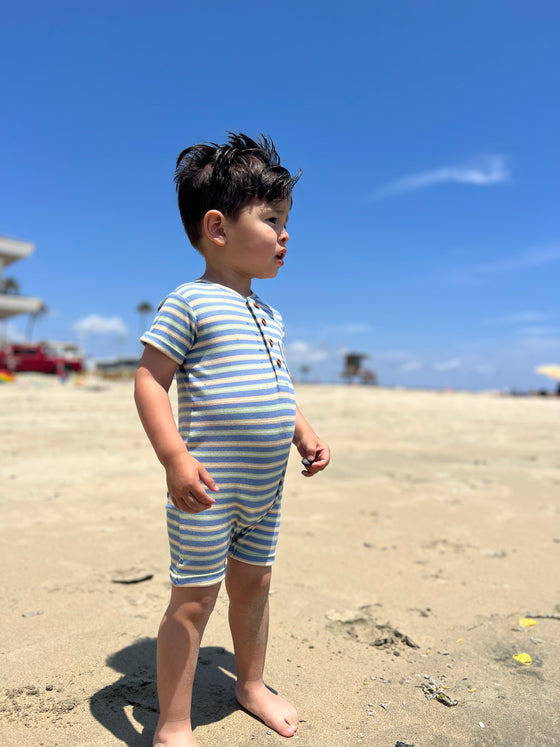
[[341, 352, 378, 385], [93, 357, 140, 378], [0, 236, 43, 320]]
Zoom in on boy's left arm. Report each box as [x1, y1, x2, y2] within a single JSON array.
[[293, 405, 330, 477]]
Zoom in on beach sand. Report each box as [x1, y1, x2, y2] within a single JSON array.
[[1, 376, 559, 746]]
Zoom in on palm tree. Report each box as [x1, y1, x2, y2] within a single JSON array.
[[136, 301, 154, 340], [0, 277, 20, 347], [27, 302, 48, 341], [0, 276, 21, 295]]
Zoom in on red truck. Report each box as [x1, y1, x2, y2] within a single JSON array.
[[0, 342, 84, 374]]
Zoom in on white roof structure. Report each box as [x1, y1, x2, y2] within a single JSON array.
[[0, 235, 44, 319]]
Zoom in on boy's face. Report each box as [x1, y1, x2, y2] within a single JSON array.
[[221, 199, 290, 282]]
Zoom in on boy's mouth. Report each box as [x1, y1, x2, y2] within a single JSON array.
[[276, 249, 287, 264]]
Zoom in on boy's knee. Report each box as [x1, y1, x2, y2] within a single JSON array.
[[225, 561, 272, 603], [167, 584, 220, 624]]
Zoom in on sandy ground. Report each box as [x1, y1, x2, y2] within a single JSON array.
[[1, 375, 559, 747]]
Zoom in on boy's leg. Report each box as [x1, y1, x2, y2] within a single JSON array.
[[225, 557, 298, 738], [154, 582, 221, 747]]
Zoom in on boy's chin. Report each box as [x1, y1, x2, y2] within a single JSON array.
[[259, 267, 281, 280]]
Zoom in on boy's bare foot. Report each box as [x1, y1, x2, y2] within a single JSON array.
[[236, 682, 298, 737], [153, 717, 200, 747]]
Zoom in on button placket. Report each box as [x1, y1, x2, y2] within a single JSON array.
[[246, 298, 283, 377]]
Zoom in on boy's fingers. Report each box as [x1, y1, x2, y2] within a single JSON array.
[[199, 466, 220, 493], [174, 489, 213, 513], [189, 484, 215, 507], [301, 446, 329, 476], [168, 463, 219, 511], [314, 445, 330, 468], [313, 456, 328, 469]]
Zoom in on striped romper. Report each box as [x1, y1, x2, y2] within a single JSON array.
[[141, 280, 297, 586]]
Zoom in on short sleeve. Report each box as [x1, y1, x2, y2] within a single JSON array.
[[140, 291, 197, 365]]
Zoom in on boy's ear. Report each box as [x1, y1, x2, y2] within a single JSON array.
[[203, 210, 227, 246]]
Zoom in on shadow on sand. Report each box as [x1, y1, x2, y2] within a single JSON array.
[[90, 638, 239, 745]]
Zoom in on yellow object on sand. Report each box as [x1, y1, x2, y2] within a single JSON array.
[[513, 653, 532, 665], [518, 617, 539, 628]]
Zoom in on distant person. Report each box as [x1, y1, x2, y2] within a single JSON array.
[[135, 133, 330, 746]]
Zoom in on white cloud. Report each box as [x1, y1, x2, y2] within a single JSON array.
[[372, 155, 510, 199], [437, 244, 560, 285], [432, 358, 462, 372], [321, 322, 371, 337], [285, 340, 331, 364], [373, 350, 411, 364], [474, 364, 496, 375], [367, 351, 424, 374], [487, 311, 552, 326], [515, 325, 554, 339], [514, 328, 560, 354], [468, 245, 560, 275], [73, 314, 128, 337], [399, 359, 423, 372]]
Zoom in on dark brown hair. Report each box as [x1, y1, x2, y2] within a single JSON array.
[[174, 133, 301, 247]]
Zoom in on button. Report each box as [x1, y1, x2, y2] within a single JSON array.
[[254, 302, 260, 309], [268, 338, 274, 347], [276, 359, 282, 368], [261, 318, 267, 326]]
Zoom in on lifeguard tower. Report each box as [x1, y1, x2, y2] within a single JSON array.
[[342, 352, 378, 385], [0, 236, 43, 322]]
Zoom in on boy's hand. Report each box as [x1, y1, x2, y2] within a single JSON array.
[[165, 453, 219, 513], [296, 435, 330, 477]]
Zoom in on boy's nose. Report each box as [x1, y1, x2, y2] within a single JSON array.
[[280, 227, 289, 243]]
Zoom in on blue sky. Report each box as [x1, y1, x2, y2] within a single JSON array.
[[1, 0, 558, 390]]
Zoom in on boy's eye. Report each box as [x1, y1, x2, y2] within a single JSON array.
[[268, 217, 277, 224]]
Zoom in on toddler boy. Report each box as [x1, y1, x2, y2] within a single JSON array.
[[135, 133, 330, 746]]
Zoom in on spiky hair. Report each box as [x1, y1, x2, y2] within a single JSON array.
[[174, 132, 300, 247]]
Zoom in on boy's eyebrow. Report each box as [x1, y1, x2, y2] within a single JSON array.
[[267, 202, 290, 223]]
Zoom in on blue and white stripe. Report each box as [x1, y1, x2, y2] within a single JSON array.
[[141, 280, 296, 585]]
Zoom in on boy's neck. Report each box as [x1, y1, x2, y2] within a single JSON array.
[[200, 267, 252, 298]]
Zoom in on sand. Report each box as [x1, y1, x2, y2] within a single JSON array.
[[1, 376, 559, 746]]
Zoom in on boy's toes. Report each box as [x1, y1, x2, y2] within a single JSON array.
[[279, 720, 298, 737], [263, 710, 298, 737], [269, 708, 298, 737], [236, 685, 298, 737]]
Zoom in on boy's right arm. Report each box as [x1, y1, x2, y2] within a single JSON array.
[[134, 344, 219, 513]]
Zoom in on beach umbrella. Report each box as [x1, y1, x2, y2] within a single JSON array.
[[535, 364, 560, 381]]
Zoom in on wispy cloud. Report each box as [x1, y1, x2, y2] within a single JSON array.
[[285, 340, 331, 365], [321, 322, 371, 337], [486, 311, 552, 326], [369, 351, 424, 374], [447, 244, 560, 282], [371, 155, 510, 199], [473, 364, 496, 375], [73, 314, 128, 337], [513, 325, 560, 354], [432, 358, 462, 372], [399, 359, 423, 373]]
